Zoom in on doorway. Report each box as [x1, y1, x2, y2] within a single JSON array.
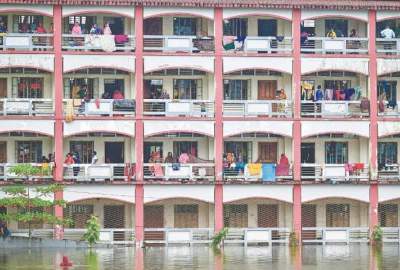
[[258, 19, 277, 37], [302, 204, 316, 239], [258, 80, 277, 100], [144, 205, 164, 241], [257, 204, 278, 227], [105, 142, 124, 163], [326, 204, 350, 227], [174, 204, 199, 228], [224, 204, 248, 228], [0, 79, 6, 98], [144, 17, 163, 35], [104, 17, 124, 35], [258, 142, 277, 163], [301, 143, 315, 179]]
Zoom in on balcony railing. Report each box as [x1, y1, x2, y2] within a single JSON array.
[[143, 99, 214, 117], [224, 36, 292, 53], [378, 100, 400, 116], [376, 38, 400, 55], [0, 163, 53, 181], [63, 163, 134, 182], [378, 164, 400, 181], [224, 163, 292, 182], [382, 227, 400, 243], [301, 163, 369, 182], [62, 34, 135, 51], [143, 163, 215, 181], [301, 37, 368, 54], [0, 98, 53, 116], [301, 100, 369, 118], [0, 33, 53, 50], [144, 35, 214, 52], [302, 227, 369, 244], [223, 100, 292, 117], [64, 99, 135, 117]]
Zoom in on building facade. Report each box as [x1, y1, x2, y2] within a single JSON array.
[[1, 0, 400, 245]]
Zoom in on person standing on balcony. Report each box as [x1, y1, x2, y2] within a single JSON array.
[[91, 151, 98, 164], [164, 152, 175, 163], [64, 153, 74, 165], [326, 27, 337, 38], [71, 22, 82, 35], [103, 23, 112, 35], [112, 89, 124, 99], [381, 25, 396, 54], [179, 151, 190, 164], [314, 85, 324, 101]]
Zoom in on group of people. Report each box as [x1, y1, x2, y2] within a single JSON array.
[[64, 151, 98, 165], [148, 151, 195, 164], [71, 22, 112, 36], [302, 84, 362, 102]]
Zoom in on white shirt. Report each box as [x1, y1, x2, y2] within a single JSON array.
[[381, 28, 396, 39], [91, 155, 98, 164]]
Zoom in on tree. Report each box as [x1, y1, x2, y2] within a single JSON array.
[[8, 163, 51, 182], [84, 215, 100, 247], [0, 184, 68, 237]]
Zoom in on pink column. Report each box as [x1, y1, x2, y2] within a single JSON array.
[[214, 7, 224, 233], [292, 8, 302, 244], [134, 6, 145, 247]]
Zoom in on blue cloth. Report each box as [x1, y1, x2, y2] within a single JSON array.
[[315, 89, 324, 101], [262, 163, 276, 182], [172, 163, 180, 171]]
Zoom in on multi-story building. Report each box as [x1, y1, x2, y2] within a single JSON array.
[[1, 0, 400, 246]]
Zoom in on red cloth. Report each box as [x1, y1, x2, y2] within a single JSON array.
[[95, 98, 100, 108], [114, 35, 128, 43], [353, 163, 364, 170], [276, 164, 289, 176], [112, 90, 124, 99], [279, 155, 289, 166]]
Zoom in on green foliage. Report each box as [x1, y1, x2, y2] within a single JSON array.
[[8, 163, 51, 178], [371, 225, 383, 243], [211, 227, 228, 248], [83, 215, 100, 247]]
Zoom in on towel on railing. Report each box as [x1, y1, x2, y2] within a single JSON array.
[[99, 35, 116, 52], [262, 163, 276, 182], [114, 35, 129, 44], [247, 163, 262, 176]]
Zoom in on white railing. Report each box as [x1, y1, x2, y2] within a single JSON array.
[[0, 163, 53, 181], [376, 38, 400, 55], [0, 98, 53, 116], [382, 227, 400, 243], [223, 100, 292, 117], [62, 34, 135, 51], [14, 228, 135, 245], [224, 228, 290, 246], [224, 163, 292, 182], [302, 227, 369, 244], [242, 36, 292, 53], [301, 100, 369, 118], [377, 100, 400, 116], [143, 163, 215, 181], [143, 99, 214, 117], [144, 35, 214, 52], [63, 163, 133, 182], [144, 228, 212, 245], [378, 164, 400, 181], [0, 33, 53, 50], [301, 37, 369, 54], [63, 99, 135, 116], [301, 163, 369, 182]]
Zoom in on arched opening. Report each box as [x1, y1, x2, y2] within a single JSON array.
[[223, 132, 292, 182], [301, 70, 369, 118], [143, 68, 214, 117]]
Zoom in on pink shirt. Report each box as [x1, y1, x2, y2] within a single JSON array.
[[179, 153, 189, 164], [71, 25, 81, 35]]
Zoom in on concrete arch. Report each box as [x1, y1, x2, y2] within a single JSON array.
[[302, 185, 370, 203]]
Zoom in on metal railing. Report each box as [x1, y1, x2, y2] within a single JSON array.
[[381, 227, 400, 243], [0, 98, 54, 116], [301, 163, 370, 182], [0, 163, 53, 181], [376, 38, 400, 55], [14, 228, 135, 245], [301, 100, 369, 118], [301, 37, 368, 54], [224, 228, 290, 246], [302, 227, 369, 244], [143, 163, 215, 181], [377, 100, 400, 116], [143, 99, 214, 117], [144, 228, 212, 245], [223, 100, 292, 117], [144, 35, 214, 52], [0, 33, 53, 50], [63, 99, 135, 116], [63, 163, 134, 182], [224, 164, 292, 182], [239, 36, 292, 53], [378, 164, 400, 181], [62, 34, 135, 51]]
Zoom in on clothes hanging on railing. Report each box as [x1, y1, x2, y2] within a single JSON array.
[[247, 163, 262, 176], [262, 163, 276, 182]]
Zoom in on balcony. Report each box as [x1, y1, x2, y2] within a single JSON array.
[[301, 163, 370, 182], [64, 99, 135, 117], [301, 37, 368, 54], [0, 163, 53, 182], [376, 38, 400, 55], [63, 163, 134, 182], [0, 33, 53, 51], [223, 100, 292, 117], [224, 163, 292, 182], [62, 34, 135, 52], [144, 35, 214, 53], [143, 163, 214, 182], [0, 98, 53, 116], [223, 36, 292, 53], [143, 99, 214, 117], [301, 100, 369, 118]]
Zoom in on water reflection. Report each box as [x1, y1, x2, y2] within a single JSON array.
[[0, 245, 399, 269]]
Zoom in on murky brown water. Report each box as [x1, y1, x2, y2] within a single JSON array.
[[0, 245, 399, 270]]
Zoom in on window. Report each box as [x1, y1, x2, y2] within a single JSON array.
[[18, 207, 47, 229], [326, 204, 350, 227], [224, 204, 248, 228], [325, 142, 348, 164], [63, 16, 96, 34], [324, 80, 351, 91], [173, 79, 201, 99], [173, 17, 197, 36], [224, 142, 252, 163], [63, 78, 97, 99], [325, 19, 348, 37], [16, 141, 42, 163], [378, 81, 397, 102], [64, 204, 94, 228], [104, 79, 124, 99], [144, 80, 163, 99], [13, 15, 43, 33], [144, 142, 163, 163], [224, 18, 247, 36], [69, 141, 94, 164], [378, 142, 397, 169], [12, 78, 44, 98], [173, 141, 198, 157], [379, 204, 398, 227], [144, 17, 163, 35], [224, 80, 249, 100], [103, 17, 124, 35]]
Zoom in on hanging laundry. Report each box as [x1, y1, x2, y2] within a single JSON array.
[[99, 35, 116, 52], [152, 164, 164, 177], [262, 163, 276, 182], [247, 163, 262, 176]]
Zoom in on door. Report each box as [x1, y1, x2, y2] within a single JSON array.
[[144, 18, 163, 35], [302, 204, 316, 240], [301, 143, 315, 179], [0, 79, 6, 98], [258, 19, 277, 37], [224, 204, 248, 228], [104, 205, 125, 241], [105, 142, 124, 163], [144, 205, 164, 241], [258, 204, 279, 239], [258, 80, 277, 100], [0, 142, 6, 163], [258, 142, 277, 163], [174, 205, 199, 228], [326, 204, 350, 227]]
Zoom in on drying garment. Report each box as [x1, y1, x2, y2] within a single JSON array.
[[276, 36, 284, 42], [152, 164, 164, 177], [360, 98, 370, 112], [99, 35, 116, 52], [353, 163, 364, 171], [379, 100, 385, 113], [247, 163, 262, 176], [65, 99, 74, 122], [387, 100, 397, 110], [172, 163, 180, 171], [344, 88, 355, 100], [114, 35, 129, 44], [276, 164, 289, 176], [262, 163, 276, 182], [324, 89, 334, 100]]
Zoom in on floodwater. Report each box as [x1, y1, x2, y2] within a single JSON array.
[[0, 245, 399, 270]]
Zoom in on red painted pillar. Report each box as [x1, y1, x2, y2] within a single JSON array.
[[134, 6, 145, 247], [292, 8, 302, 244], [53, 4, 64, 240], [214, 7, 224, 233], [368, 10, 379, 233]]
